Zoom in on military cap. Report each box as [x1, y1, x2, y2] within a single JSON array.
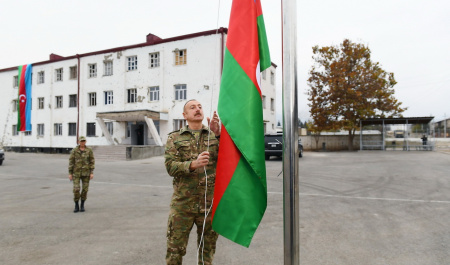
[[79, 136, 87, 141]]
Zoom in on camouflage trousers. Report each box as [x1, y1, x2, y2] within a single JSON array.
[[73, 175, 90, 202], [166, 207, 219, 265]]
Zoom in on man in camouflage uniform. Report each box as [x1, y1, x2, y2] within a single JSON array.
[[68, 136, 95, 213], [165, 99, 221, 265]]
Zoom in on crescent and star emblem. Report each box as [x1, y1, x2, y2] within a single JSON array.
[[19, 94, 26, 103]]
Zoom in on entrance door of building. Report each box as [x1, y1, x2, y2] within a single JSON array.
[[130, 123, 145, 145], [136, 124, 144, 145]]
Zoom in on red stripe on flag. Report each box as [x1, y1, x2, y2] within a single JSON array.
[[226, 0, 261, 94], [18, 65, 27, 131], [212, 125, 241, 220], [255, 0, 263, 16]]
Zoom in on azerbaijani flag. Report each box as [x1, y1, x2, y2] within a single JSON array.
[[212, 0, 271, 247], [17, 64, 33, 131]]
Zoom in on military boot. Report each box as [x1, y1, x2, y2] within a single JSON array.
[[74, 201, 80, 213], [80, 200, 85, 212]]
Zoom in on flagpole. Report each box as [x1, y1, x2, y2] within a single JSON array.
[[282, 0, 299, 264]]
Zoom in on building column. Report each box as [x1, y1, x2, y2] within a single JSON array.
[[445, 119, 447, 138], [96, 117, 116, 145], [144, 116, 163, 146]]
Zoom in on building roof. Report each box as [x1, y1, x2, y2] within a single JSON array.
[[434, 117, 450, 123], [0, 28, 229, 72], [361, 117, 434, 125]]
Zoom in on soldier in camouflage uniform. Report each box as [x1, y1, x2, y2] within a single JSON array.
[[68, 136, 95, 213], [165, 99, 221, 265]]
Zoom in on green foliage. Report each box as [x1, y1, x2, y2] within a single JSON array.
[[307, 39, 407, 149]]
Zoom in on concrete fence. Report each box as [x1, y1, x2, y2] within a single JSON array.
[[300, 135, 367, 151], [300, 134, 450, 151]]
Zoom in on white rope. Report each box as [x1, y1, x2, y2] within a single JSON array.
[[197, 1, 221, 264]]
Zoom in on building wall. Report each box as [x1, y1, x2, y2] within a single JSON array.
[[0, 30, 277, 148], [0, 71, 17, 146], [261, 65, 277, 134], [434, 118, 450, 138]]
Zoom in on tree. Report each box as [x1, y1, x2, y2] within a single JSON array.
[[307, 39, 407, 150], [305, 114, 331, 150]]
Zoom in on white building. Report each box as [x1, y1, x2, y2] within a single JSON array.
[[0, 28, 277, 152]]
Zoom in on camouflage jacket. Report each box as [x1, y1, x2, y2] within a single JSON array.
[[68, 146, 95, 176], [164, 125, 219, 213]]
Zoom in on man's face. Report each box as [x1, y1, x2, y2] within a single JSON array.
[[79, 140, 86, 147], [183, 100, 204, 122]]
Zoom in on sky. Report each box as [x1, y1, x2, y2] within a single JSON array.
[[1, 0, 449, 123]]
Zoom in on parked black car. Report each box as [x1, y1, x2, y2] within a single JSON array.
[[264, 132, 303, 160], [0, 149, 4, 165]]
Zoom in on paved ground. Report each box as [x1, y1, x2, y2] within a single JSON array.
[[1, 150, 450, 265]]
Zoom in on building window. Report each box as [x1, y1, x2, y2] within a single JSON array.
[[12, 100, 18, 112], [25, 128, 32, 136], [88, 92, 97, 106], [70, 66, 77, 79], [54, 123, 63, 136], [174, 84, 187, 100], [89, 64, 97, 78], [69, 94, 77, 108], [38, 97, 44, 109], [149, 86, 159, 101], [12, 125, 18, 136], [174, 49, 187, 65], [104, 91, 113, 105], [154, 120, 160, 134], [104, 61, 113, 76], [56, 96, 63, 108], [270, 71, 275, 85], [68, 123, 77, 136], [271, 98, 274, 111], [262, 70, 266, 80], [37, 124, 45, 136], [173, 119, 187, 131], [56, 68, 63, 81], [86, 122, 96, 137], [38, 71, 45, 84], [149, 52, 160, 68], [127, 56, 138, 71], [127, 89, 137, 103], [106, 122, 113, 135], [262, 95, 266, 109], [13, 75, 18, 88]]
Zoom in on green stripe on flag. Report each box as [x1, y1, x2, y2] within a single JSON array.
[[218, 48, 267, 180], [17, 65, 23, 129], [212, 156, 267, 247], [257, 15, 271, 71]]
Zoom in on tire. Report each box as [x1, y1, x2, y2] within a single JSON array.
[[0, 160, 3, 166], [265, 154, 270, 160]]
